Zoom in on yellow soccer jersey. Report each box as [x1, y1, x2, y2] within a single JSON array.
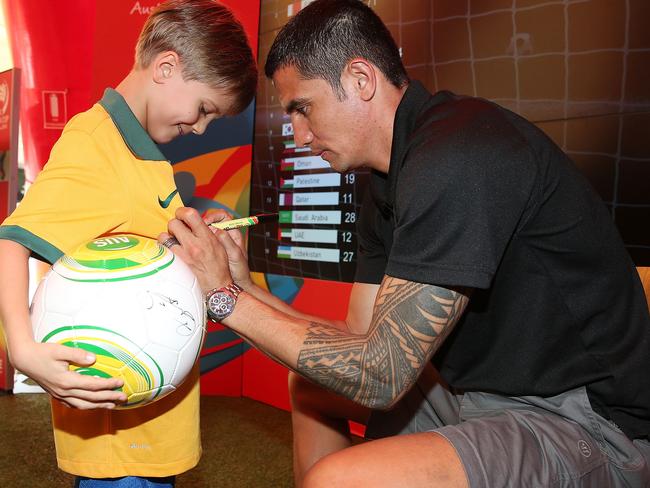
[[0, 89, 200, 478]]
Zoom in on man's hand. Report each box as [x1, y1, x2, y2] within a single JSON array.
[[201, 209, 253, 288], [10, 339, 126, 409], [160, 207, 234, 293]]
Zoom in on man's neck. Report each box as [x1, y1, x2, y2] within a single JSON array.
[[370, 83, 408, 174]]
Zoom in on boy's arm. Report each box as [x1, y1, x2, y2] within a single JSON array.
[[0, 239, 126, 409]]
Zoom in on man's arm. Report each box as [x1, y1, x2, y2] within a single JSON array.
[[227, 276, 468, 409], [173, 208, 373, 332], [164, 207, 469, 408], [297, 277, 468, 408]]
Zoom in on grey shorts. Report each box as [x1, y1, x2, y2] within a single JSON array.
[[365, 366, 649, 487]]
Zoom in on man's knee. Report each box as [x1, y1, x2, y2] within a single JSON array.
[[303, 452, 350, 488]]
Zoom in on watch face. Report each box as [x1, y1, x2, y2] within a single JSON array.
[[207, 292, 236, 321]]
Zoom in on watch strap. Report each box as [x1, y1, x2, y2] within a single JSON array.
[[206, 282, 243, 300], [205, 283, 243, 322]]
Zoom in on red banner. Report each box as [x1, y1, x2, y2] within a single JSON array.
[[0, 68, 20, 391], [0, 69, 17, 152], [91, 0, 259, 102], [0, 181, 6, 222]]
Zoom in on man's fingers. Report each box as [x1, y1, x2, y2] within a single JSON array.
[[175, 206, 206, 230], [170, 211, 214, 244], [203, 209, 232, 225], [216, 229, 245, 260], [158, 231, 172, 246]]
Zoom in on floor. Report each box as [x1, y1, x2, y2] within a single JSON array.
[[0, 393, 294, 487]]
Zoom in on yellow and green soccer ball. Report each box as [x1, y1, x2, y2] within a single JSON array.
[[30, 234, 206, 408]]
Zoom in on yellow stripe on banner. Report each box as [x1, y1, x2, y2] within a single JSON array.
[[215, 165, 251, 212], [172, 147, 239, 186]]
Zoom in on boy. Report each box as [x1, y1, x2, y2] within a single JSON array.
[[0, 1, 256, 486]]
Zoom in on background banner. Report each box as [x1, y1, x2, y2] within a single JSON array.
[[0, 67, 20, 392]]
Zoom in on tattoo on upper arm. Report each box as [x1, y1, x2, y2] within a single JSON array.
[[296, 277, 469, 408]]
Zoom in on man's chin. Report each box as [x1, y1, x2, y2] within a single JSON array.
[[326, 159, 348, 173]]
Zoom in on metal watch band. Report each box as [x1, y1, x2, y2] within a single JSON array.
[[205, 283, 243, 322], [206, 282, 243, 300]]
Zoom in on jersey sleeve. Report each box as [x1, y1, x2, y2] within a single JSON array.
[[386, 118, 538, 289], [0, 128, 129, 263]]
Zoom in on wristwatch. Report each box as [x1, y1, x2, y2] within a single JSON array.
[[205, 283, 243, 322]]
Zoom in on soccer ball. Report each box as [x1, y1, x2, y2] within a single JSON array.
[[30, 234, 206, 408]]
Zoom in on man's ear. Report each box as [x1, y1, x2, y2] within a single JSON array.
[[345, 59, 376, 101], [152, 51, 180, 84]]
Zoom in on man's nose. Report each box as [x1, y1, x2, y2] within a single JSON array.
[[292, 119, 313, 147]]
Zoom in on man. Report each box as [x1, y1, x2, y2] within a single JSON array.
[[162, 0, 650, 486]]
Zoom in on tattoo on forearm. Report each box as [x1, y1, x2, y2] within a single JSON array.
[[296, 277, 468, 408]]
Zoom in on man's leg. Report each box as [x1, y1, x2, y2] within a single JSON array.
[[301, 388, 649, 488], [290, 362, 461, 487], [302, 431, 468, 488], [288, 372, 370, 488]]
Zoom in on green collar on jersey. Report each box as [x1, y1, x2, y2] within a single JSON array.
[[99, 88, 167, 162]]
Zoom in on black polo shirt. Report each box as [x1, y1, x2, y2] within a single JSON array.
[[355, 81, 650, 441]]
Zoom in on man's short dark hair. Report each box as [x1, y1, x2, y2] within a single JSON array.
[[265, 0, 408, 99]]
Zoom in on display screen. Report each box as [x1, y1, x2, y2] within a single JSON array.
[[248, 117, 370, 282]]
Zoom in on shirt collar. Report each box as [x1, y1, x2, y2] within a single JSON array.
[[99, 88, 167, 161], [368, 80, 434, 217], [374, 81, 457, 214]]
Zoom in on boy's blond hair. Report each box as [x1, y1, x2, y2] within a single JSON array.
[[136, 0, 257, 114]]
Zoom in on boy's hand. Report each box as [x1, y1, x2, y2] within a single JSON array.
[[10, 339, 126, 409]]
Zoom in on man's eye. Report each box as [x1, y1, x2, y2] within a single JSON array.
[[297, 106, 307, 116]]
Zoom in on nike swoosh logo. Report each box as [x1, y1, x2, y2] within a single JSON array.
[[158, 189, 179, 208]]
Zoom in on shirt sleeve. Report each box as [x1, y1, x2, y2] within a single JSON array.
[[386, 114, 538, 289], [0, 128, 129, 262]]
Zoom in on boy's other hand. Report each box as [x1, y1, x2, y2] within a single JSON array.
[[11, 340, 126, 409]]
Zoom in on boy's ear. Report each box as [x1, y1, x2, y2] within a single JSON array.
[[344, 59, 376, 101], [152, 51, 180, 84]]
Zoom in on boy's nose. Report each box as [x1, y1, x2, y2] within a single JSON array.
[[192, 121, 207, 135]]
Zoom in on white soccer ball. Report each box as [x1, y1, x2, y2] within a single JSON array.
[[30, 234, 206, 408]]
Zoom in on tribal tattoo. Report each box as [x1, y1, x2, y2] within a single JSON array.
[[296, 277, 469, 408]]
